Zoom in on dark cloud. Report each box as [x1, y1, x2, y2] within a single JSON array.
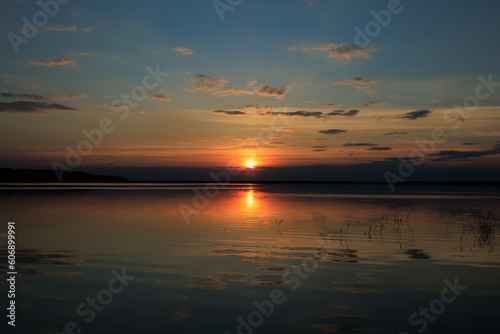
[[254, 85, 288, 99], [431, 142, 500, 161], [327, 44, 376, 60], [1, 92, 85, 100], [191, 74, 253, 97], [262, 109, 357, 119], [334, 77, 379, 85], [0, 101, 81, 113], [369, 147, 392, 151], [319, 129, 347, 135], [192, 74, 286, 99], [212, 109, 246, 116], [343, 142, 377, 147], [1, 93, 45, 100], [326, 109, 359, 117], [150, 93, 170, 101], [264, 110, 323, 118], [384, 131, 409, 135], [398, 110, 431, 120], [361, 101, 386, 107], [296, 43, 376, 61], [462, 142, 478, 146], [312, 145, 327, 152]]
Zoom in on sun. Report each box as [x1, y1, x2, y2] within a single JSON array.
[[244, 160, 258, 169]]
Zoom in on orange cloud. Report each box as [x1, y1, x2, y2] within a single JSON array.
[[29, 58, 76, 67], [44, 25, 77, 31], [174, 46, 193, 55]]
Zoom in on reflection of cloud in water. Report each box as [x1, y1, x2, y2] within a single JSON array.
[[403, 249, 431, 259], [291, 307, 373, 334], [0, 248, 79, 275], [190, 272, 245, 290], [171, 307, 190, 321], [330, 281, 379, 294]]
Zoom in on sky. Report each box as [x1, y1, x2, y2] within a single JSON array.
[[1, 0, 500, 181]]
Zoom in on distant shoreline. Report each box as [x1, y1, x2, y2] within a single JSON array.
[[1, 180, 500, 186]]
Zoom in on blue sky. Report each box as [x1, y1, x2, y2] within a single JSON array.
[[1, 0, 500, 178]]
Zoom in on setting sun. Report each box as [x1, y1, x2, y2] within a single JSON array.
[[245, 160, 258, 169]]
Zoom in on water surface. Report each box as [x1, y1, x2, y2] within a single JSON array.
[[1, 183, 499, 333]]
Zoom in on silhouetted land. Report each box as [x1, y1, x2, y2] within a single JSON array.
[[0, 168, 128, 183]]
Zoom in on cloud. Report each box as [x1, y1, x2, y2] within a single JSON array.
[[276, 128, 301, 133], [29, 58, 76, 67], [397, 109, 431, 120], [297, 43, 376, 61], [150, 90, 170, 101], [0, 92, 85, 100], [384, 131, 409, 135], [462, 142, 478, 146], [216, 87, 254, 97], [332, 77, 379, 93], [319, 129, 347, 135], [323, 103, 337, 108], [361, 101, 386, 107], [369, 147, 392, 151], [44, 25, 77, 31], [3, 75, 39, 90], [326, 109, 359, 117], [174, 47, 193, 56], [191, 74, 286, 99], [191, 74, 253, 97], [263, 110, 323, 119], [312, 145, 327, 152], [191, 74, 228, 92], [254, 85, 288, 99], [328, 44, 376, 60], [212, 109, 246, 116], [0, 101, 82, 113], [76, 52, 92, 57], [431, 143, 500, 161], [333, 77, 379, 86], [239, 104, 260, 110], [239, 104, 274, 111], [18, 83, 39, 90], [343, 142, 377, 147], [259, 108, 358, 119]]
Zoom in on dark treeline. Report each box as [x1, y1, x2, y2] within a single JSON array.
[[0, 168, 128, 183]]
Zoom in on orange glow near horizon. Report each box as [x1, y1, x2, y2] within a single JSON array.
[[244, 159, 258, 169]]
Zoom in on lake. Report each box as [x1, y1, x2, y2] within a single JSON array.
[[1, 183, 499, 333]]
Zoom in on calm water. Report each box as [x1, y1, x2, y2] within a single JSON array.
[[1, 183, 499, 333]]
